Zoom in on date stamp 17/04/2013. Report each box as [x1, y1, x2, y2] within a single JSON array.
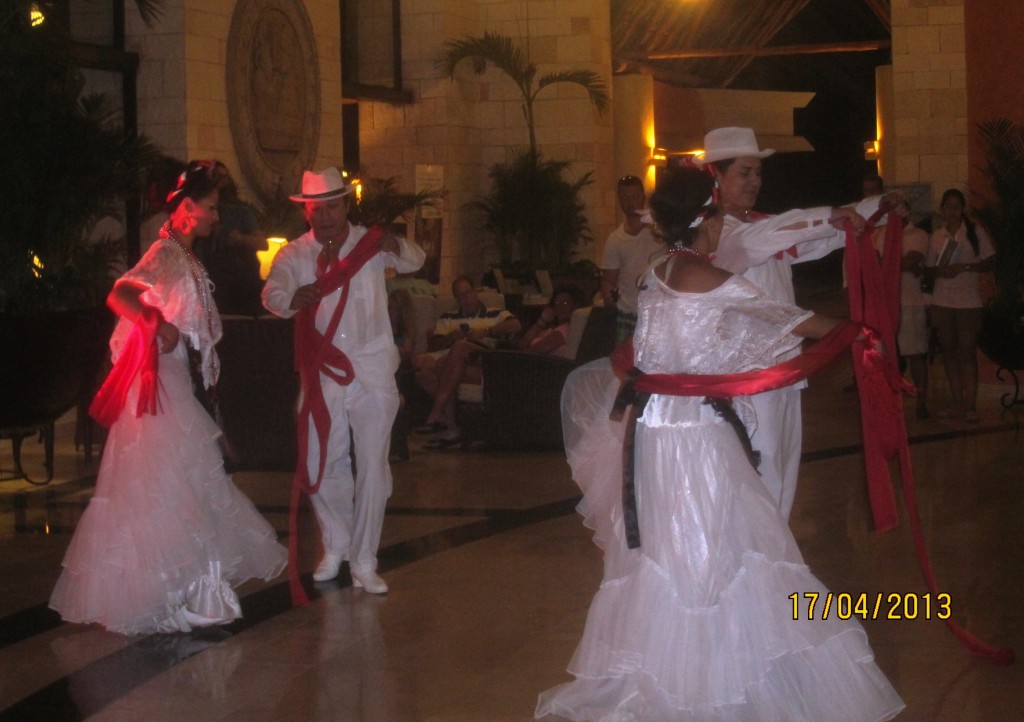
[[788, 592, 952, 621]]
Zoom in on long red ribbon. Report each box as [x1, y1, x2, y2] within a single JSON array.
[[89, 305, 164, 428], [288, 226, 384, 605], [844, 213, 1013, 664]]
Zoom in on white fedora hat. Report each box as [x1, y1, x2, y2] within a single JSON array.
[[289, 167, 353, 202], [695, 127, 775, 166]]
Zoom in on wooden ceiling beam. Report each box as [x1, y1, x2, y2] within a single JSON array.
[[636, 39, 891, 61], [862, 0, 892, 32], [717, 0, 813, 90]]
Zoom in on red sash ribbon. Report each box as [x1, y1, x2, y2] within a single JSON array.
[[288, 226, 384, 605], [89, 305, 164, 427]]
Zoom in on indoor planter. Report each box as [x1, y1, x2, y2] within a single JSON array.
[[441, 32, 606, 284], [0, 21, 158, 480], [974, 118, 1024, 406]]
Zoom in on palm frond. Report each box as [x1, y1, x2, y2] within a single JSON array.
[[975, 117, 1024, 312], [133, 0, 165, 27], [439, 31, 533, 87], [978, 118, 1024, 207], [536, 70, 609, 113], [351, 176, 445, 227]]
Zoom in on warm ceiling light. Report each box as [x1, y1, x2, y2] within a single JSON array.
[[30, 3, 45, 27]]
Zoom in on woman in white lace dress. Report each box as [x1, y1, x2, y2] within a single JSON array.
[[536, 167, 903, 721], [50, 160, 286, 635]]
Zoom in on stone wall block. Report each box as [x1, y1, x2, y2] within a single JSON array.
[[892, 7, 930, 26], [928, 5, 964, 25], [906, 25, 943, 54], [914, 70, 952, 90]]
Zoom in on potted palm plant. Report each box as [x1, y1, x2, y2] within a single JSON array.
[[440, 32, 606, 293], [0, 16, 159, 479], [975, 118, 1024, 404]]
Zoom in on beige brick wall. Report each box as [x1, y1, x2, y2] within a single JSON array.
[[127, 0, 188, 162], [357, 0, 614, 289], [887, 0, 967, 201], [126, 0, 342, 207]]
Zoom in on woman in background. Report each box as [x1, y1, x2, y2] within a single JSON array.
[[925, 188, 996, 422]]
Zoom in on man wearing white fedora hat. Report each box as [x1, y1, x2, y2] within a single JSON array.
[[691, 127, 889, 519], [262, 167, 425, 593]]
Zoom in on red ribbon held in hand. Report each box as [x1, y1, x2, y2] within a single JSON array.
[[89, 305, 164, 428]]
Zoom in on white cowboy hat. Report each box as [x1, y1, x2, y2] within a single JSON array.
[[289, 167, 354, 202], [695, 127, 775, 166]]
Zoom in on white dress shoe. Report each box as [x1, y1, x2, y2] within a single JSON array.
[[312, 553, 343, 582], [350, 568, 388, 594]]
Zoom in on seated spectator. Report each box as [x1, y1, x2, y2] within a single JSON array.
[[413, 275, 522, 447], [388, 287, 416, 364], [388, 288, 417, 462], [517, 286, 585, 357]]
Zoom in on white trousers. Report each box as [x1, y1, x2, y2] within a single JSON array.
[[748, 386, 802, 520], [305, 375, 399, 573]]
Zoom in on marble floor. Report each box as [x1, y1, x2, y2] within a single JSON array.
[[1, 297, 1022, 721]]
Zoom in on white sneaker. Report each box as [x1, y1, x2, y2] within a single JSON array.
[[312, 553, 344, 582], [350, 568, 388, 594]]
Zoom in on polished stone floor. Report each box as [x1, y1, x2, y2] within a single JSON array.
[[1, 295, 1022, 721]]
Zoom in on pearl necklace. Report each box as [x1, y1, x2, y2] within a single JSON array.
[[160, 223, 217, 371], [668, 242, 710, 262]]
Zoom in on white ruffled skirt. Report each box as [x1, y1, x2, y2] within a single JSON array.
[[536, 360, 904, 721], [50, 345, 287, 635]]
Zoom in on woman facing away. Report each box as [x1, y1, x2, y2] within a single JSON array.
[[536, 167, 903, 721], [924, 188, 996, 422], [50, 160, 287, 635]]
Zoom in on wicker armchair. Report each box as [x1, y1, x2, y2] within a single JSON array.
[[458, 305, 617, 450]]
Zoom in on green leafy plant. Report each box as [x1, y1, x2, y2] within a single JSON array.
[[467, 150, 593, 270], [1, 3, 164, 313], [440, 31, 608, 157], [348, 176, 445, 229], [974, 118, 1024, 374], [441, 32, 606, 272], [0, 42, 159, 312], [975, 118, 1024, 314]]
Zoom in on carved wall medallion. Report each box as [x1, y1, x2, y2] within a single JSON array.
[[227, 0, 321, 204]]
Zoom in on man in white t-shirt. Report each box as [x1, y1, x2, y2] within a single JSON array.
[[601, 175, 663, 342]]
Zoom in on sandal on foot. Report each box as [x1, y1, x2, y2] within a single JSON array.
[[424, 436, 460, 450], [414, 422, 446, 435]]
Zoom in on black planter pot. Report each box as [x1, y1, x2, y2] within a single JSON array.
[[978, 305, 1024, 407], [0, 307, 115, 482]]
